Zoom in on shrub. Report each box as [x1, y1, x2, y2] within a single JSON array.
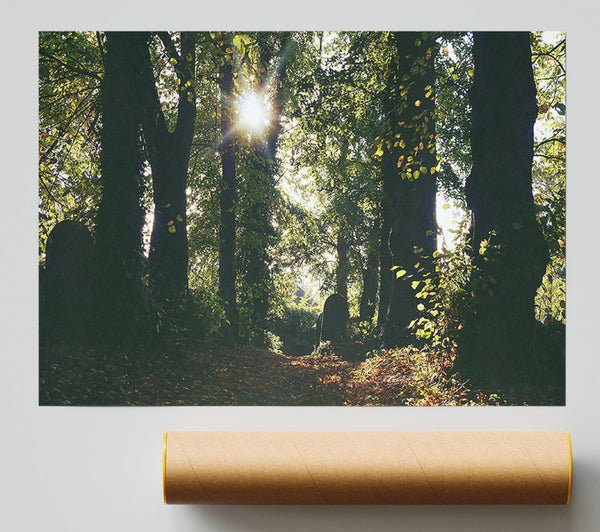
[[267, 302, 320, 356]]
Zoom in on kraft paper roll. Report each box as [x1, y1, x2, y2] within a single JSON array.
[[163, 431, 572, 505]]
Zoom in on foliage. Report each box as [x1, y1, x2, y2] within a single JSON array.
[[281, 31, 382, 301], [39, 32, 103, 258], [435, 32, 473, 205], [407, 215, 473, 347], [267, 301, 321, 357], [531, 32, 566, 324], [347, 346, 466, 405]]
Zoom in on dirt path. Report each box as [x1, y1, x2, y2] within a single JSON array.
[[39, 339, 355, 405], [39, 338, 564, 406]]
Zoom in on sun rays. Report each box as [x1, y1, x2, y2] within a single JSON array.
[[238, 91, 269, 133]]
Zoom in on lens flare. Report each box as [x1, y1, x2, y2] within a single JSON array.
[[239, 92, 268, 132]]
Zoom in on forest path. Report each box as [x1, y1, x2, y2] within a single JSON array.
[[39, 338, 562, 406], [39, 339, 358, 406]]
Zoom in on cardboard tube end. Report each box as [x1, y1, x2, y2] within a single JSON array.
[[567, 431, 573, 505], [163, 431, 168, 505]]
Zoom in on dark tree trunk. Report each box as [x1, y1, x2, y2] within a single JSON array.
[[94, 32, 148, 341], [335, 233, 349, 300], [377, 197, 392, 329], [238, 33, 290, 345], [458, 32, 549, 386], [217, 39, 238, 344], [238, 144, 273, 344], [139, 33, 196, 325], [381, 32, 438, 347], [359, 244, 379, 323]]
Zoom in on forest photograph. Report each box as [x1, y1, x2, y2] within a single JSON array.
[[38, 30, 566, 406]]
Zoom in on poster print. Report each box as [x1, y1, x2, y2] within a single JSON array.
[[38, 31, 565, 406]]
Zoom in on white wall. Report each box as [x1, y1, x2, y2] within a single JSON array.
[[2, 1, 599, 530]]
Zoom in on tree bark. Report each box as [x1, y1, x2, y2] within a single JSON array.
[[359, 244, 379, 323], [377, 197, 392, 329], [217, 36, 238, 344], [94, 31, 148, 341], [238, 33, 290, 345], [139, 32, 196, 323], [335, 233, 349, 300], [381, 32, 438, 347], [458, 32, 549, 385]]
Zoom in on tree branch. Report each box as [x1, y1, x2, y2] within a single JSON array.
[[535, 136, 565, 151], [157, 32, 180, 62], [39, 50, 102, 81]]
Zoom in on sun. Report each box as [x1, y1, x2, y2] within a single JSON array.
[[238, 92, 269, 133]]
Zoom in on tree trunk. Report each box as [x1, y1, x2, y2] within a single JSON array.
[[94, 31, 148, 341], [458, 32, 549, 386], [238, 33, 290, 345], [139, 32, 196, 327], [217, 37, 238, 344], [377, 198, 392, 329], [359, 244, 379, 323], [335, 233, 349, 300], [381, 32, 438, 347], [238, 144, 273, 344]]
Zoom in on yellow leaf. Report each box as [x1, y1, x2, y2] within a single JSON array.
[[415, 100, 421, 107], [176, 214, 183, 222], [168, 226, 176, 233]]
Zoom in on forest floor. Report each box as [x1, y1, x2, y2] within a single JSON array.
[[39, 338, 564, 407]]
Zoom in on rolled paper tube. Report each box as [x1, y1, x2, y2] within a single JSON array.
[[163, 431, 572, 505]]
